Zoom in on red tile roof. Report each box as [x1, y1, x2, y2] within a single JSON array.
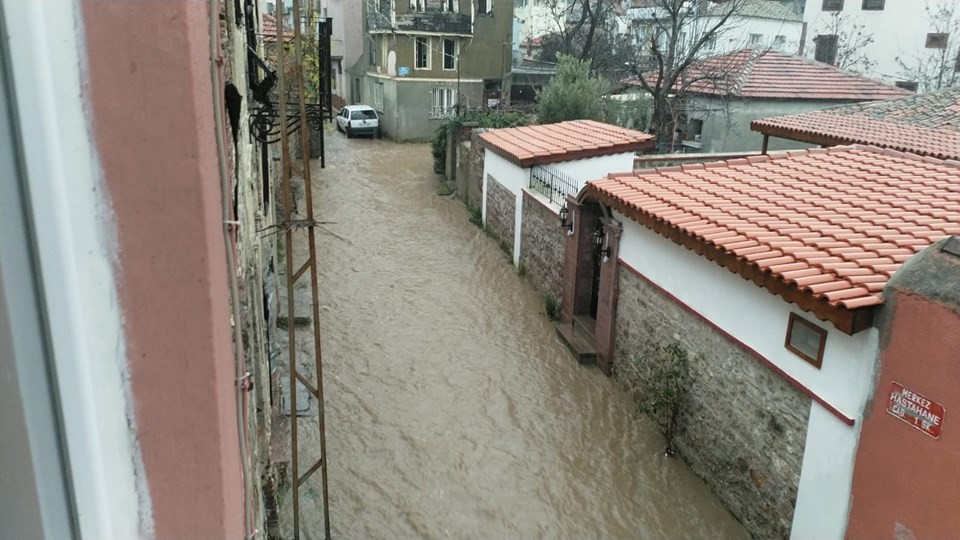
[[751, 86, 960, 161], [584, 145, 960, 333], [628, 49, 911, 101], [262, 14, 294, 43], [479, 120, 653, 168]]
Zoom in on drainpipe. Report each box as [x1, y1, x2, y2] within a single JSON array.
[[761, 133, 769, 155]]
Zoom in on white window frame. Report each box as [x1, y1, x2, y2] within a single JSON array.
[[415, 36, 431, 70], [477, 0, 494, 16], [373, 82, 384, 112], [431, 87, 457, 119], [442, 38, 458, 70], [441, 0, 458, 13], [409, 0, 425, 10], [3, 1, 143, 538]]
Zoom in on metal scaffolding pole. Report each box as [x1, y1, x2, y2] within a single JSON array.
[[276, 1, 331, 537]]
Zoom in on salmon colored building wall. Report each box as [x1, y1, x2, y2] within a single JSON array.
[[847, 239, 960, 539], [80, 1, 244, 538]]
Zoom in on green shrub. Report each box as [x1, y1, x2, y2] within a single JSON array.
[[542, 294, 561, 321], [535, 54, 614, 124], [636, 342, 690, 456]]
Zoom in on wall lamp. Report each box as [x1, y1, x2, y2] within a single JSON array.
[[559, 205, 574, 236], [593, 224, 610, 263]]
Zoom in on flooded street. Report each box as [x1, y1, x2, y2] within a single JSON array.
[[284, 131, 747, 539]]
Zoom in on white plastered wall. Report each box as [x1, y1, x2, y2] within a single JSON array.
[[483, 151, 637, 266], [615, 213, 880, 540]]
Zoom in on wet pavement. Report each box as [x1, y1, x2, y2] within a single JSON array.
[[277, 131, 748, 539]]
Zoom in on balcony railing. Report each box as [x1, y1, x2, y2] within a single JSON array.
[[529, 165, 579, 206], [396, 11, 472, 34]]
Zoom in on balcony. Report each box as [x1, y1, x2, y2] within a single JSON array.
[[369, 11, 472, 35], [397, 11, 472, 34]]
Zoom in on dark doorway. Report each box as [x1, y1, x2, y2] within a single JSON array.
[[590, 220, 604, 319]]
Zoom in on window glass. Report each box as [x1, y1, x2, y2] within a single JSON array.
[[822, 0, 843, 11], [785, 313, 827, 368]]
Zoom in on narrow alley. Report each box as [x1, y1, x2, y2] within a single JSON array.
[[282, 132, 748, 538]]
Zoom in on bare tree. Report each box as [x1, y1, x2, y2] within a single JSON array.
[[622, 0, 754, 147], [807, 12, 875, 74], [895, 1, 960, 92], [537, 0, 628, 75]]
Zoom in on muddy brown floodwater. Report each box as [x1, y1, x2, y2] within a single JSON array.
[[278, 131, 748, 539]]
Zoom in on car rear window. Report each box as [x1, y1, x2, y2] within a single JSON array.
[[351, 110, 377, 120]]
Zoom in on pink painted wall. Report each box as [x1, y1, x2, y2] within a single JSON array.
[[847, 294, 960, 538], [80, 1, 244, 538]]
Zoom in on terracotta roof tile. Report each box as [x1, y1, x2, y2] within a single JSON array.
[[752, 86, 960, 161], [479, 120, 652, 168], [584, 145, 960, 325], [627, 49, 909, 101], [262, 14, 294, 43]]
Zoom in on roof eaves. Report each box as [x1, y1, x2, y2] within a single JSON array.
[[581, 183, 877, 334]]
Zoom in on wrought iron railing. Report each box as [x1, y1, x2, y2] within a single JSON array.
[[529, 165, 579, 206]]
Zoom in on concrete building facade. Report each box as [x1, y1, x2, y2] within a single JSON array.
[[803, 0, 960, 92], [357, 0, 515, 141]]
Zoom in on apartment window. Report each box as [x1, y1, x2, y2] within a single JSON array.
[[477, 0, 494, 16], [431, 87, 457, 118], [926, 33, 949, 49], [822, 0, 843, 11], [895, 81, 919, 92], [369, 39, 377, 66], [415, 37, 431, 69], [704, 35, 717, 50], [773, 35, 786, 50], [443, 39, 457, 70], [373, 82, 384, 111], [785, 313, 827, 368], [956, 48, 960, 72], [409, 0, 425, 10], [516, 0, 528, 7], [441, 0, 457, 12], [861, 0, 884, 10], [814, 34, 839, 65], [749, 33, 763, 45]]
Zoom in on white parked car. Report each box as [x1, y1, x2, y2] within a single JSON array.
[[336, 105, 380, 138]]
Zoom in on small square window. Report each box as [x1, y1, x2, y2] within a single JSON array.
[[822, 0, 843, 11], [861, 0, 884, 10], [895, 81, 919, 92], [926, 33, 949, 49], [749, 33, 763, 45], [785, 313, 827, 368], [814, 34, 839, 65]]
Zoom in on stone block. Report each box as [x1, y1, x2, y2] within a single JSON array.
[[613, 268, 810, 539]]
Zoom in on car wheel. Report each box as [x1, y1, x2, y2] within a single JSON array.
[[336, 122, 342, 132], [346, 126, 353, 138]]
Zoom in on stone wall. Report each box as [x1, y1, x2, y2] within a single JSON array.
[[485, 175, 515, 255], [519, 191, 564, 302], [614, 267, 810, 539], [456, 128, 485, 211], [225, 6, 280, 535]]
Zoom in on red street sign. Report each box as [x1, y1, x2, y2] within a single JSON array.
[[886, 381, 945, 440]]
